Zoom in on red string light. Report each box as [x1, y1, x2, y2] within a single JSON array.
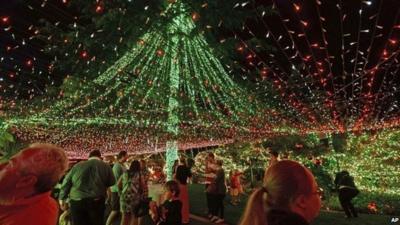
[[95, 5, 104, 14], [80, 50, 88, 58], [1, 16, 9, 24], [191, 12, 200, 21], [293, 3, 301, 12], [26, 59, 33, 67]]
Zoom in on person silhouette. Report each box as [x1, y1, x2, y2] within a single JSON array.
[[334, 170, 359, 218]]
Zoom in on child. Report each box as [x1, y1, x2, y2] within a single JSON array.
[[150, 180, 182, 225], [149, 165, 166, 206], [230, 169, 242, 205]]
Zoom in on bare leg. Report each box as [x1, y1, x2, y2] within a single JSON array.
[[106, 211, 119, 225], [59, 210, 70, 225], [120, 213, 131, 225], [130, 216, 139, 225]]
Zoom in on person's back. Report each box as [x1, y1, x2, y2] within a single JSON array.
[[59, 150, 115, 225], [155, 180, 182, 225], [204, 154, 217, 184], [119, 160, 148, 225], [338, 174, 356, 189], [175, 164, 191, 185], [334, 171, 359, 218], [106, 151, 127, 225], [266, 209, 309, 225], [120, 172, 142, 205], [161, 199, 182, 225], [62, 158, 115, 200], [215, 167, 226, 195], [112, 161, 126, 190]]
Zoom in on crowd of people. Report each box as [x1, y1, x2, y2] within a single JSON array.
[[55, 150, 194, 225], [0, 143, 360, 225]]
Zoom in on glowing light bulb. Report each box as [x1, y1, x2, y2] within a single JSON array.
[[26, 59, 33, 67], [95, 5, 103, 13], [293, 3, 301, 12], [81, 51, 88, 58], [363, 1, 372, 6], [191, 12, 200, 21], [1, 16, 9, 24]]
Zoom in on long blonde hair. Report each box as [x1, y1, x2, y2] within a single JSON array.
[[239, 160, 313, 225]]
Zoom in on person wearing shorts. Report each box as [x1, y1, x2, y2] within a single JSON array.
[[106, 151, 128, 225]]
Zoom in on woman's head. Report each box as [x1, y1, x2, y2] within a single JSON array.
[[128, 160, 141, 175], [240, 160, 321, 225], [179, 156, 186, 165]]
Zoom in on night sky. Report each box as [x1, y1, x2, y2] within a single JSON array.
[[1, 0, 400, 130]]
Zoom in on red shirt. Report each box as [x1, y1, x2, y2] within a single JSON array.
[[230, 174, 240, 188], [0, 192, 59, 225]]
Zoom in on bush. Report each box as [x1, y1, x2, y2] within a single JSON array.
[[324, 191, 400, 215]]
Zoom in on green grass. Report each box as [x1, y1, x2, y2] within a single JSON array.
[[188, 184, 396, 225]]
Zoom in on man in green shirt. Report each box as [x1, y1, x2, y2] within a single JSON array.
[[106, 150, 128, 225], [59, 150, 115, 225]]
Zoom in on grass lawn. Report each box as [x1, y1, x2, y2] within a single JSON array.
[[188, 184, 396, 225]]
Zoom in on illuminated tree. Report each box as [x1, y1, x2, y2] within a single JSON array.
[[5, 1, 284, 179]]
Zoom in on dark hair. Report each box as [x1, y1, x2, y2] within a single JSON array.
[[179, 157, 186, 165], [207, 152, 214, 158], [89, 150, 101, 158], [117, 151, 127, 159], [270, 150, 279, 157], [128, 160, 141, 176], [186, 158, 195, 169], [164, 180, 180, 197]]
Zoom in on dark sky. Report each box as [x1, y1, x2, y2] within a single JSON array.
[[1, 0, 400, 129]]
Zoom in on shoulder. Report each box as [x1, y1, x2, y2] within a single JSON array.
[[121, 172, 129, 180], [70, 161, 84, 170], [113, 163, 124, 171], [112, 162, 120, 168], [171, 200, 182, 209], [97, 160, 112, 169], [4, 195, 58, 225], [174, 199, 182, 205], [267, 209, 309, 225]]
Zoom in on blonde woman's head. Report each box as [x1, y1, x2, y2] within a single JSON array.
[[239, 160, 321, 225]]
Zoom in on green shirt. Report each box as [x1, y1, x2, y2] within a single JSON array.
[[110, 161, 126, 193], [59, 157, 115, 201]]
